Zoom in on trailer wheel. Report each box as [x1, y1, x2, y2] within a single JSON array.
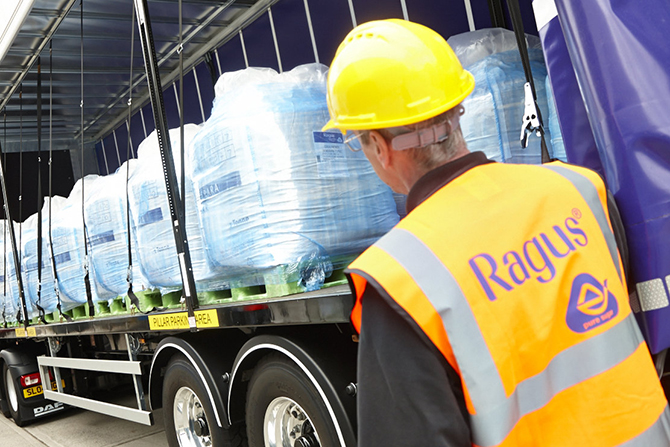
[[3, 364, 25, 426], [163, 355, 244, 447], [246, 354, 340, 447]]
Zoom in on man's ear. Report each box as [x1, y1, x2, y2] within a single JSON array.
[[368, 130, 393, 169]]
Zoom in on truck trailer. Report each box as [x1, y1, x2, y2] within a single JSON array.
[[0, 0, 669, 446]]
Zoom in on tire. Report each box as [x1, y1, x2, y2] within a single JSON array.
[[3, 363, 25, 426], [163, 355, 244, 447], [246, 354, 340, 447]]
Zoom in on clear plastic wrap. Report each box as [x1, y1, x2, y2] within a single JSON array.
[[86, 161, 149, 300], [128, 124, 217, 293], [21, 196, 66, 318], [0, 220, 19, 324], [545, 76, 567, 161], [188, 63, 399, 290], [51, 176, 101, 310], [448, 28, 564, 164], [448, 28, 543, 68]]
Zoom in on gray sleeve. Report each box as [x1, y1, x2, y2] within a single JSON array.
[[357, 283, 471, 447]]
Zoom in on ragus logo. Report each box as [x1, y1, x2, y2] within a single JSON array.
[[566, 273, 618, 333]]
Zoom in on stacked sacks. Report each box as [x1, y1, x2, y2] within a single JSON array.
[[86, 160, 148, 300], [21, 196, 66, 318], [51, 176, 101, 310], [448, 28, 566, 164], [187, 63, 399, 291], [128, 124, 217, 293]]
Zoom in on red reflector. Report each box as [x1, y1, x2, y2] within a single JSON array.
[[244, 304, 269, 312], [20, 373, 41, 388]]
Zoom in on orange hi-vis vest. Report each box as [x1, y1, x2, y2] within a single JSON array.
[[348, 162, 670, 446]]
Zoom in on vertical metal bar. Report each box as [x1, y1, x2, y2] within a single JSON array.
[[100, 139, 110, 175], [178, 0, 185, 216], [125, 121, 135, 159], [239, 30, 249, 68], [303, 0, 319, 63], [172, 83, 181, 120], [112, 129, 122, 166], [464, 0, 476, 31], [2, 111, 6, 325], [214, 49, 222, 76], [125, 334, 148, 411], [192, 69, 206, 123], [139, 107, 148, 139], [347, 0, 357, 28], [400, 0, 409, 20], [47, 339, 64, 393], [134, 0, 198, 325], [267, 7, 283, 73]]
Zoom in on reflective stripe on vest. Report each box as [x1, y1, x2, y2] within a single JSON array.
[[348, 162, 669, 446], [621, 407, 670, 446], [544, 164, 622, 282], [370, 227, 656, 446]]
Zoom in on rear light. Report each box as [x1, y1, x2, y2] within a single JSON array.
[[20, 372, 41, 388]]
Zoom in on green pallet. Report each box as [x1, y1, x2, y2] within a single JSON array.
[[196, 259, 352, 306]]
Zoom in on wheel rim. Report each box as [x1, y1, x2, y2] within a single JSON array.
[[5, 369, 18, 412], [173, 386, 211, 447], [264, 396, 322, 447]]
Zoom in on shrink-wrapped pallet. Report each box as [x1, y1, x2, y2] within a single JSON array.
[[86, 161, 148, 300], [51, 176, 101, 309], [0, 220, 20, 323], [448, 29, 565, 164], [21, 196, 66, 317], [128, 124, 217, 292], [188, 63, 399, 290]]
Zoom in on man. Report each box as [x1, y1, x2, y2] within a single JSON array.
[[322, 19, 670, 446]]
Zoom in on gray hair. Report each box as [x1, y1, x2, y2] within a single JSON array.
[[360, 105, 467, 171]]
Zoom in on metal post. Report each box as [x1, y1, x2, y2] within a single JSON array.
[[47, 337, 64, 393], [214, 49, 222, 76], [172, 83, 181, 119], [125, 333, 148, 411], [113, 129, 122, 167], [347, 0, 357, 28], [192, 69, 206, 123], [400, 0, 409, 20], [239, 30, 249, 68], [303, 0, 319, 64], [134, 0, 198, 326], [139, 107, 148, 139], [464, 0, 476, 31], [268, 7, 283, 73], [100, 139, 110, 175]]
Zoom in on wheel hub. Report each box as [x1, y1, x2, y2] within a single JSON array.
[[173, 386, 212, 447], [264, 397, 322, 447], [193, 417, 209, 437]]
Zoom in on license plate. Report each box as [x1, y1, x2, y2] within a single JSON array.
[[23, 380, 65, 399]]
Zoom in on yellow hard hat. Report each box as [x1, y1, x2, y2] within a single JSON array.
[[322, 19, 474, 132]]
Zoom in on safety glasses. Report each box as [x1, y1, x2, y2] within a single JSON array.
[[344, 131, 363, 152]]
